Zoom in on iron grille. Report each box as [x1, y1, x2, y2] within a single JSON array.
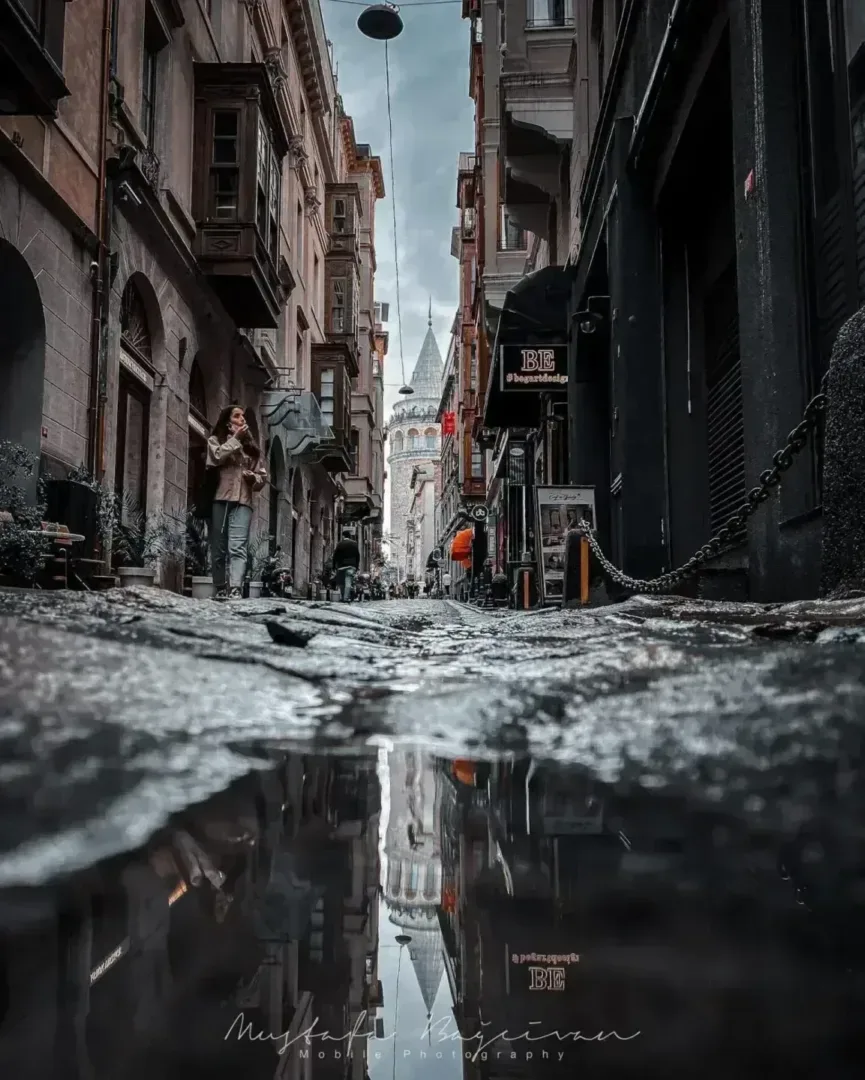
[[705, 267, 745, 538]]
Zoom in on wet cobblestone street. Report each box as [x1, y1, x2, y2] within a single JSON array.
[[2, 589, 865, 1079]]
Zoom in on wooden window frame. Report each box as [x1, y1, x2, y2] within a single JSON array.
[[115, 367, 151, 513]]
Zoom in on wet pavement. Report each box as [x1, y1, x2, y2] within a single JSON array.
[[1, 589, 865, 1077]]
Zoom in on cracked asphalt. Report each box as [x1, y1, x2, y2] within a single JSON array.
[[2, 587, 865, 888]]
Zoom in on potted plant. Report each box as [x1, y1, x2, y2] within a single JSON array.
[[246, 530, 272, 599], [111, 494, 170, 588], [185, 512, 214, 599], [0, 441, 49, 586]]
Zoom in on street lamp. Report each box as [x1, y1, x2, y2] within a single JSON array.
[[392, 932, 412, 1080], [357, 4, 404, 41]]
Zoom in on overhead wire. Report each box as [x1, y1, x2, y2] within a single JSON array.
[[326, 1, 461, 6], [383, 38, 408, 388]]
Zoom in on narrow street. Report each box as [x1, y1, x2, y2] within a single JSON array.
[[2, 590, 865, 1078]]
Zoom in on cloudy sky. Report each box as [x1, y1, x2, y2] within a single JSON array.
[[321, 0, 473, 421]]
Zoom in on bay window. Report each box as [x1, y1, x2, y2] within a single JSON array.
[[255, 119, 281, 262], [210, 110, 240, 219], [331, 278, 346, 332], [319, 368, 335, 426], [192, 63, 290, 328]]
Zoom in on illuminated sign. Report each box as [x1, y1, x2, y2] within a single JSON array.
[[500, 344, 568, 392], [529, 966, 566, 991], [90, 939, 130, 985]]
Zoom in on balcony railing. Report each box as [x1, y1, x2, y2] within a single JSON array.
[[526, 0, 574, 29]]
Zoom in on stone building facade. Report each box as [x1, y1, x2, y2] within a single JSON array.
[[0, 0, 383, 595], [385, 310, 443, 583]]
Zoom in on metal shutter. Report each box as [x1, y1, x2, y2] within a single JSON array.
[[704, 264, 746, 538], [852, 92, 865, 298]]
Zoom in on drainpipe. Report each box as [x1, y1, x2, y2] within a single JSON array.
[[87, 0, 118, 481]]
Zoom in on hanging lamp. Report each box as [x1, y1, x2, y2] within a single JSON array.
[[357, 4, 404, 41], [359, 3, 410, 393]]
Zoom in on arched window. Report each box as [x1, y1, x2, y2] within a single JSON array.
[[117, 281, 153, 516], [423, 861, 437, 900], [120, 281, 153, 365], [392, 431, 404, 454], [424, 426, 437, 450], [407, 427, 419, 451], [406, 862, 419, 900]]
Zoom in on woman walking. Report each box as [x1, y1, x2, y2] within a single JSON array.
[[207, 405, 266, 598]]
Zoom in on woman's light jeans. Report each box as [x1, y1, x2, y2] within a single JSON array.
[[211, 501, 253, 591]]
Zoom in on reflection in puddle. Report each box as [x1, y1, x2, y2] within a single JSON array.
[[1, 745, 863, 1078]]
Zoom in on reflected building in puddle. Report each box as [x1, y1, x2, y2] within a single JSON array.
[[0, 753, 383, 1080], [436, 755, 864, 1079]]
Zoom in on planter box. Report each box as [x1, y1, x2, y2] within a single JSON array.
[[248, 581, 263, 599], [117, 567, 156, 589], [191, 576, 215, 599]]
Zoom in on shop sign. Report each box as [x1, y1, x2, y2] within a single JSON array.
[[509, 951, 580, 993], [500, 344, 568, 393], [442, 411, 456, 435], [535, 486, 596, 605]]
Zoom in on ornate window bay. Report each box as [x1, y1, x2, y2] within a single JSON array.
[[192, 63, 289, 328]]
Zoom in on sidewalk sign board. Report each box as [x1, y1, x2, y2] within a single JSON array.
[[535, 486, 596, 605]]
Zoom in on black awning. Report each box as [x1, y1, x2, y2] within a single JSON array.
[[483, 265, 571, 430]]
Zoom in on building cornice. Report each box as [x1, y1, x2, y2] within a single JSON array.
[[340, 113, 386, 199]]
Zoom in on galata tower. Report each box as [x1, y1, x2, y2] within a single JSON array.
[[386, 304, 443, 582]]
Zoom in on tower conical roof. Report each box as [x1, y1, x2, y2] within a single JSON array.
[[407, 306, 443, 404], [406, 926, 445, 1015]]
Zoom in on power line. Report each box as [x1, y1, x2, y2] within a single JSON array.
[[384, 39, 408, 388], [326, 1, 461, 7]]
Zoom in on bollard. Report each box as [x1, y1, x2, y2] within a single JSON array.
[[561, 529, 584, 608], [580, 536, 590, 604], [821, 304, 865, 597]]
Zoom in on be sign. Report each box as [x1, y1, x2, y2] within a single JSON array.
[[500, 344, 568, 392]]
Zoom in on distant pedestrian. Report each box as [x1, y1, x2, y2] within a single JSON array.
[[207, 405, 266, 598], [442, 571, 451, 598], [332, 530, 361, 601]]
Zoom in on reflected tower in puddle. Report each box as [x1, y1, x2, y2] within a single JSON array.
[[384, 749, 445, 1021]]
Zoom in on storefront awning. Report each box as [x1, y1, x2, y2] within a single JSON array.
[[482, 265, 571, 431]]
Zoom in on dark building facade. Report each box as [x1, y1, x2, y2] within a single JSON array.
[[568, 0, 865, 601]]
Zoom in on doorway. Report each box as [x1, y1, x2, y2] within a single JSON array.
[[290, 468, 304, 573], [660, 30, 741, 566], [0, 240, 46, 470], [268, 437, 285, 553]]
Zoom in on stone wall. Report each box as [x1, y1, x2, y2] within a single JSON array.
[[0, 171, 94, 469]]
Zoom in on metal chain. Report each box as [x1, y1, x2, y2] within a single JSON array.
[[578, 377, 828, 595]]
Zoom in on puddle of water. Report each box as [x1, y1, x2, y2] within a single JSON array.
[[1, 745, 863, 1078]]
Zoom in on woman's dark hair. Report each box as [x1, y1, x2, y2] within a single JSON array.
[[211, 405, 260, 460]]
